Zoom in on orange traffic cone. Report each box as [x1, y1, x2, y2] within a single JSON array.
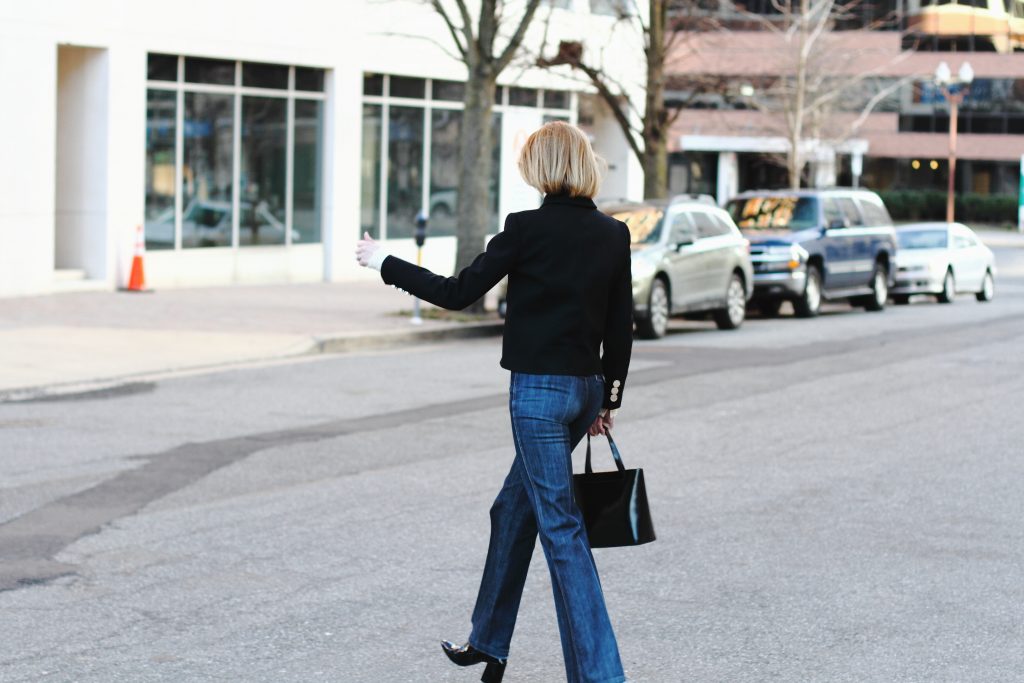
[[125, 225, 147, 292]]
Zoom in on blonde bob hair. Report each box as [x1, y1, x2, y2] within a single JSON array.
[[517, 121, 604, 199]]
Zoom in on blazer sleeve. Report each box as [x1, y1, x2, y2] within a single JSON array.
[[601, 223, 634, 409], [379, 214, 520, 311]]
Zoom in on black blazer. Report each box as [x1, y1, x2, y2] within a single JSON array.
[[380, 193, 633, 409]]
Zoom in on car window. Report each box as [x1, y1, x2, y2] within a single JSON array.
[[897, 230, 948, 249], [954, 234, 973, 249], [691, 210, 729, 239], [187, 205, 228, 227], [711, 213, 736, 237], [836, 197, 864, 227], [726, 196, 819, 231], [609, 205, 664, 245], [668, 211, 696, 244], [822, 197, 843, 227], [857, 197, 893, 226]]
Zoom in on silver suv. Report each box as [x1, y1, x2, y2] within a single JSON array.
[[611, 200, 754, 338]]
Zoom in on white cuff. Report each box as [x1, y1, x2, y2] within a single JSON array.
[[367, 248, 391, 271], [601, 408, 618, 418]]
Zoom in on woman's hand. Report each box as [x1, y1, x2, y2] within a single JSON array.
[[355, 232, 380, 268], [588, 409, 614, 437]]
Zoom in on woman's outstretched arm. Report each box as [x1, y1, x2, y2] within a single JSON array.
[[356, 215, 520, 311]]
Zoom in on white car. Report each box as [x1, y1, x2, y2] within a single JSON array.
[[892, 223, 996, 304]]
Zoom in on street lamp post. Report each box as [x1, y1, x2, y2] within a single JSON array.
[[933, 61, 973, 224]]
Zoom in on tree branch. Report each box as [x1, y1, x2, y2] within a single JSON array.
[[430, 0, 468, 57], [578, 62, 645, 162], [496, 0, 544, 72], [377, 29, 467, 63]]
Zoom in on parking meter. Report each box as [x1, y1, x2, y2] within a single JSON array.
[[415, 212, 428, 249], [411, 211, 428, 325]]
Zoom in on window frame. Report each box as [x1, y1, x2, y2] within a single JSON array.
[[145, 54, 326, 250], [360, 73, 575, 240]]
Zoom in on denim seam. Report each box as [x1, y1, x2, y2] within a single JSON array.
[[511, 390, 585, 681], [466, 376, 521, 661]]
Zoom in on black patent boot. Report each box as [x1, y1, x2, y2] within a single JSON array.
[[441, 640, 507, 683]]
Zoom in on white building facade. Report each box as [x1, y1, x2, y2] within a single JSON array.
[[0, 0, 644, 297]]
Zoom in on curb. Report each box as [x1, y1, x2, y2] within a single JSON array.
[[313, 320, 504, 354], [0, 320, 504, 404]]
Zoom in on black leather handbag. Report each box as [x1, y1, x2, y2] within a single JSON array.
[[573, 432, 656, 548]]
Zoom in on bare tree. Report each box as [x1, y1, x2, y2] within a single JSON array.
[[723, 0, 913, 188], [538, 0, 690, 199], [428, 0, 542, 293]]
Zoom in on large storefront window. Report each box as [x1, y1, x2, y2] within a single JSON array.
[[144, 90, 176, 250], [145, 54, 326, 251], [240, 97, 287, 246], [361, 104, 383, 239], [386, 106, 424, 239], [429, 110, 502, 236], [182, 92, 234, 248], [361, 73, 570, 240], [294, 99, 324, 243]]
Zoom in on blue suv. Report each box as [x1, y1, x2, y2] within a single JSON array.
[[724, 189, 898, 317]]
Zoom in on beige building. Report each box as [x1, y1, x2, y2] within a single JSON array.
[[665, 7, 1024, 209]]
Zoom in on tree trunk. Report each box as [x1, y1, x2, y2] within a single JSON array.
[[455, 65, 497, 312], [643, 0, 669, 199], [642, 144, 667, 199], [789, 0, 809, 190]]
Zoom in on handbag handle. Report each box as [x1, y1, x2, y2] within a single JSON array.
[[585, 432, 626, 474]]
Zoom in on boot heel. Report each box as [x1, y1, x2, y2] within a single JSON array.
[[481, 661, 506, 683]]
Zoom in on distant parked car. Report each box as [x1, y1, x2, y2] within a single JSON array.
[[147, 199, 298, 248], [614, 199, 754, 338], [891, 223, 996, 304], [725, 189, 898, 317]]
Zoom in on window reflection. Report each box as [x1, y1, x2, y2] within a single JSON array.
[[386, 106, 424, 239], [240, 97, 288, 245], [429, 110, 461, 236], [294, 99, 324, 243], [428, 110, 502, 236], [361, 104, 383, 238], [242, 62, 289, 89], [185, 57, 235, 85], [182, 92, 235, 248], [509, 87, 538, 107], [295, 67, 325, 92], [147, 54, 177, 82], [145, 90, 176, 250], [146, 54, 326, 252]]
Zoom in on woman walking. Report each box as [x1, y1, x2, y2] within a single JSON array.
[[355, 121, 633, 683]]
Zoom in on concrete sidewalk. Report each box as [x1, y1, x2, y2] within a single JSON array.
[[0, 281, 502, 399]]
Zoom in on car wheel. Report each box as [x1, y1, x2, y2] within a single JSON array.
[[976, 270, 994, 303], [757, 299, 783, 317], [793, 264, 822, 318], [636, 278, 670, 339], [863, 261, 888, 312], [713, 273, 746, 330], [937, 269, 955, 304], [892, 294, 910, 305]]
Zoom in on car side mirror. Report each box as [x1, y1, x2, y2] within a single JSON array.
[[674, 235, 695, 250]]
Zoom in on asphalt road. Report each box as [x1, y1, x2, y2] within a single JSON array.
[[3, 247, 1024, 683]]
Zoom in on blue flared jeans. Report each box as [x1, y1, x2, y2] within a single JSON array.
[[468, 372, 626, 683]]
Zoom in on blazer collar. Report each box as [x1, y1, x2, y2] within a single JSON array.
[[542, 193, 597, 209]]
